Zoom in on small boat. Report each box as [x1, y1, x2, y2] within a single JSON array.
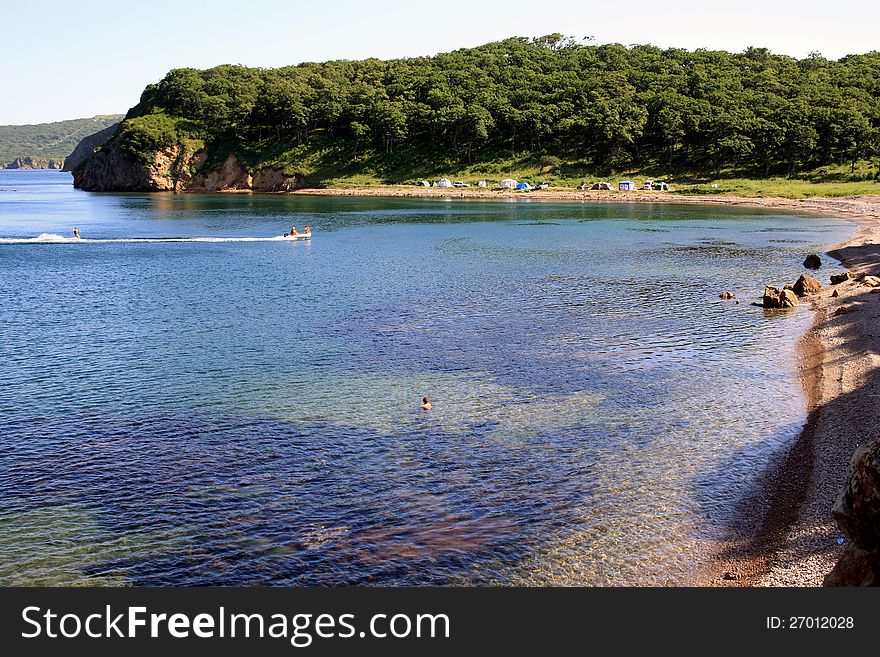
[[282, 232, 312, 240]]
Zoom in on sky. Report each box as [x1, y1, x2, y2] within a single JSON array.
[[2, 0, 877, 125]]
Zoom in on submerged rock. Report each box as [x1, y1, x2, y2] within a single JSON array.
[[719, 291, 736, 300], [803, 254, 822, 269], [793, 274, 822, 297], [763, 285, 799, 308], [831, 272, 853, 285], [825, 440, 880, 586]]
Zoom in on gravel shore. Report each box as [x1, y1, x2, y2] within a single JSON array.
[[695, 196, 880, 586]]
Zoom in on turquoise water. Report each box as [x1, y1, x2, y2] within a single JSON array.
[[0, 171, 855, 585]]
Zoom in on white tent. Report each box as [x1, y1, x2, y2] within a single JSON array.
[[499, 179, 517, 189], [437, 178, 452, 187]]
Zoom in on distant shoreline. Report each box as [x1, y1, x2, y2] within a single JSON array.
[[289, 185, 880, 223]]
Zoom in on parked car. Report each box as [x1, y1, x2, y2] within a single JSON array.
[[452, 181, 470, 188], [576, 182, 589, 190]]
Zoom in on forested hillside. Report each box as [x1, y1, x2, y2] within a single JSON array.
[[0, 115, 123, 167], [103, 36, 880, 183]]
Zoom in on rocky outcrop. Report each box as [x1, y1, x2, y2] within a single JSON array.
[[803, 254, 822, 269], [73, 142, 180, 191], [825, 440, 880, 586], [62, 123, 119, 172], [73, 139, 305, 193], [763, 285, 799, 308], [793, 274, 822, 297], [4, 156, 64, 169]]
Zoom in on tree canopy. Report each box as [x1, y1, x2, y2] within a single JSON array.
[[119, 36, 880, 179]]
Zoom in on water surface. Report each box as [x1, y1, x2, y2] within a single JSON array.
[[0, 171, 854, 585]]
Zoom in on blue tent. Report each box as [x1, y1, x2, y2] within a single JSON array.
[[515, 182, 531, 190], [618, 180, 636, 191]]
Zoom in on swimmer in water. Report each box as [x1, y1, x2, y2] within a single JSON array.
[[420, 396, 432, 410], [73, 227, 80, 239]]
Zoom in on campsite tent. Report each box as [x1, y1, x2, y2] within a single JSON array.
[[590, 182, 612, 190], [437, 178, 452, 187], [515, 182, 531, 190], [618, 180, 636, 191], [499, 179, 518, 189]]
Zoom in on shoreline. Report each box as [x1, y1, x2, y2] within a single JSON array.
[[696, 196, 880, 586], [285, 185, 880, 220], [195, 185, 880, 586], [302, 186, 880, 587], [305, 186, 880, 587]]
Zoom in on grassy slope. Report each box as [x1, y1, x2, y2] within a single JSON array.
[[238, 141, 879, 198], [0, 115, 124, 164]]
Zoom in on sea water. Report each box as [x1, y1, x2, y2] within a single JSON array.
[[0, 170, 855, 585]]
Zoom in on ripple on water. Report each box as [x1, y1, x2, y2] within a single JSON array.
[[0, 179, 857, 585]]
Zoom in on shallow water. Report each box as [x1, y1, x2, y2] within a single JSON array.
[[0, 171, 854, 585]]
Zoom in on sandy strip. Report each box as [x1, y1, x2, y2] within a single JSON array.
[[299, 186, 880, 587], [288, 185, 879, 218]]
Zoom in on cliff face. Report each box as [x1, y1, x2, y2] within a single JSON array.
[[825, 439, 880, 586], [5, 156, 64, 169], [62, 123, 119, 172], [73, 139, 304, 193]]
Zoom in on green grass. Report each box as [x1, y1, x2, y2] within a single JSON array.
[[675, 177, 880, 199], [232, 141, 880, 198]]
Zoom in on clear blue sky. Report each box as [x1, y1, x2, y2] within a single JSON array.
[[2, 0, 876, 125]]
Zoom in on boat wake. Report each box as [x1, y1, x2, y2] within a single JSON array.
[[0, 233, 311, 244]]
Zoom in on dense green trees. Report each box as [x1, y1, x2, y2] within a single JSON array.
[[123, 36, 880, 178]]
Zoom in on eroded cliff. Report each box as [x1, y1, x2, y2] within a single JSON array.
[[73, 139, 304, 193]]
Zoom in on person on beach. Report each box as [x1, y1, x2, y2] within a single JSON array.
[[420, 396, 432, 410], [73, 227, 80, 239]]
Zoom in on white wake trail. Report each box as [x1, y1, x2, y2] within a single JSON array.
[[0, 233, 312, 244]]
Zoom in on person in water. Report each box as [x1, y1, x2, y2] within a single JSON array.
[[304, 225, 311, 236], [73, 227, 80, 239], [420, 396, 432, 410]]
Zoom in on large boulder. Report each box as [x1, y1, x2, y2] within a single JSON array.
[[803, 254, 822, 269], [792, 274, 822, 297], [825, 440, 880, 586], [763, 286, 799, 308], [831, 272, 853, 285]]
